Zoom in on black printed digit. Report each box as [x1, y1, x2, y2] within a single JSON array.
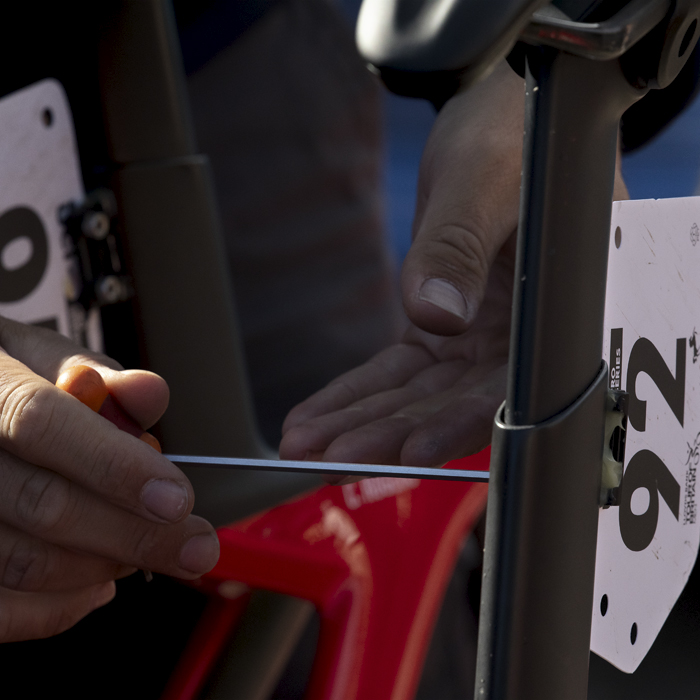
[[0, 206, 48, 302], [619, 449, 680, 552], [627, 337, 686, 431]]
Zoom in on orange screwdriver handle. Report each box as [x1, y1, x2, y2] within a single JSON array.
[[56, 365, 161, 452]]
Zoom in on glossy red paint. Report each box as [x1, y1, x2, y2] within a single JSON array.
[[162, 448, 489, 700]]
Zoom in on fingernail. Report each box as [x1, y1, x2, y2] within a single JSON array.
[[418, 278, 470, 322], [178, 533, 220, 574], [141, 479, 189, 522], [90, 581, 116, 611]]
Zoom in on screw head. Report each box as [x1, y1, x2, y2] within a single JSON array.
[[96, 275, 123, 304], [82, 211, 110, 240]]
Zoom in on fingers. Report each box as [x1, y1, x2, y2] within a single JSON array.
[[400, 364, 506, 466], [0, 351, 190, 524], [0, 315, 218, 644], [0, 520, 134, 592], [280, 352, 468, 461], [100, 370, 169, 430], [402, 61, 525, 336], [0, 316, 169, 430], [322, 377, 501, 477], [323, 365, 504, 467], [319, 371, 486, 466], [0, 316, 123, 376], [56, 365, 162, 450], [0, 582, 115, 643], [281, 344, 435, 434], [0, 450, 219, 578], [281, 355, 504, 467], [54, 363, 169, 433]]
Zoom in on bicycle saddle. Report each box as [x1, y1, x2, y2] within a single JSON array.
[[356, 0, 550, 91]]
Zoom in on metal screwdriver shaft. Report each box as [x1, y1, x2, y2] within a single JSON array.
[[165, 454, 490, 482]]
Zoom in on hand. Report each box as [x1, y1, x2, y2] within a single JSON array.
[[0, 317, 219, 642], [280, 61, 629, 468], [279, 234, 513, 467]]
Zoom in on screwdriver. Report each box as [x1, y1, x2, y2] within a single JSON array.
[[55, 364, 162, 452], [55, 364, 160, 581], [57, 368, 488, 487], [165, 453, 491, 482]]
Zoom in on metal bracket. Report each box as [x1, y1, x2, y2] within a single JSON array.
[[60, 188, 134, 310], [522, 0, 700, 91], [601, 388, 629, 507], [477, 363, 609, 699], [521, 0, 673, 60]]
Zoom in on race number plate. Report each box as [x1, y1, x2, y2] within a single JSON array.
[[591, 197, 700, 672], [0, 79, 84, 338]]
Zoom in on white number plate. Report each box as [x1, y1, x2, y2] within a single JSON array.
[[592, 197, 700, 672], [0, 79, 84, 338]]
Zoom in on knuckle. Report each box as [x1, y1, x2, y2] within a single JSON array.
[[2, 538, 52, 591], [422, 220, 491, 284], [91, 448, 140, 498], [15, 469, 75, 535], [326, 379, 359, 408], [66, 351, 123, 373], [127, 521, 166, 569], [0, 380, 58, 450]]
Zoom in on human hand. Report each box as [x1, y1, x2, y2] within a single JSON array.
[[280, 61, 628, 468], [0, 318, 219, 642], [280, 62, 522, 467]]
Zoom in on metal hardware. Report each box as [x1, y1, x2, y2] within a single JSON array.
[[621, 0, 700, 89], [95, 274, 130, 305], [522, 1, 700, 88], [521, 0, 672, 60], [601, 389, 629, 507], [59, 188, 133, 311], [477, 363, 609, 700], [81, 210, 111, 240], [165, 454, 491, 483]]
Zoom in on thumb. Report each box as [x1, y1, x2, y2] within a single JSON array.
[[401, 62, 525, 336], [401, 214, 514, 336]]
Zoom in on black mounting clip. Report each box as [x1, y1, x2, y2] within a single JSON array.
[[59, 189, 133, 311]]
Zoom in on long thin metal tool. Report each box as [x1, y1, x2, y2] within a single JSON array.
[[165, 454, 490, 483]]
